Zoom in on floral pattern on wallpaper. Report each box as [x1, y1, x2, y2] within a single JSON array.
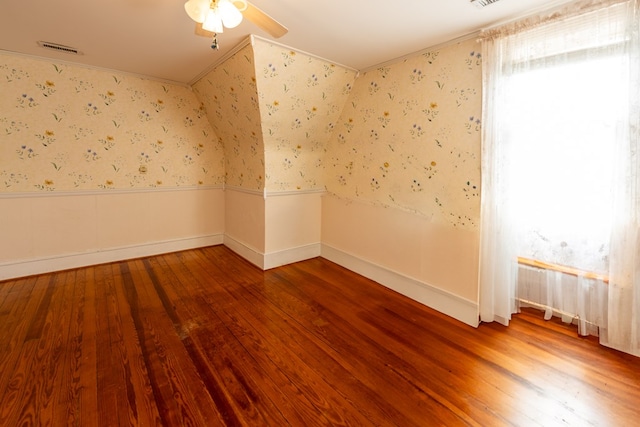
[[192, 43, 265, 190], [253, 41, 358, 191], [0, 53, 224, 192], [324, 39, 482, 229]]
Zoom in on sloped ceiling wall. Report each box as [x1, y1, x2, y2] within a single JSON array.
[[253, 40, 358, 192], [190, 36, 481, 231], [192, 43, 265, 191], [193, 38, 358, 193]]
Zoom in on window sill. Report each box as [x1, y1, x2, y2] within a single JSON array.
[[517, 257, 609, 284]]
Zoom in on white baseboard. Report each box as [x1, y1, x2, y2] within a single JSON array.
[[223, 235, 265, 269], [321, 243, 479, 328], [222, 235, 321, 270], [264, 243, 321, 270], [0, 234, 224, 281], [2, 234, 479, 331]]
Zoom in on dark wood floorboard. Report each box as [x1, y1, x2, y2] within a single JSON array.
[[0, 245, 639, 426]]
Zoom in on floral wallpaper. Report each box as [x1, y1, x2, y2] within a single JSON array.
[[324, 39, 482, 230], [2, 34, 482, 233], [0, 53, 223, 192], [192, 43, 265, 190], [253, 41, 357, 191], [192, 39, 357, 192]]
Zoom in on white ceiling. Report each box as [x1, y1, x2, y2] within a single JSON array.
[[0, 0, 572, 85]]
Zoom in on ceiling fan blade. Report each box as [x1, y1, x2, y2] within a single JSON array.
[[244, 2, 288, 38], [194, 22, 215, 38]]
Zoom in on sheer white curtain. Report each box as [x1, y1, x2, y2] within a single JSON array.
[[478, 0, 640, 356]]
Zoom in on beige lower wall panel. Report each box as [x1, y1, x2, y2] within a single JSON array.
[[224, 189, 265, 253], [95, 192, 151, 250], [147, 188, 225, 239], [419, 221, 480, 302], [0, 196, 36, 261], [265, 192, 322, 253], [0, 187, 225, 267], [31, 194, 100, 258], [321, 194, 480, 303], [0, 194, 99, 262], [95, 188, 226, 248]]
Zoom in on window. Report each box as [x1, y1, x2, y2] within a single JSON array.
[[478, 0, 640, 356], [506, 51, 626, 274]]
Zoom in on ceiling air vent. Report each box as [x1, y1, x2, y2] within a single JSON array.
[[471, 0, 501, 8], [37, 41, 83, 55]]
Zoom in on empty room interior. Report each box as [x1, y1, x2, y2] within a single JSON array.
[[1, 0, 640, 425]]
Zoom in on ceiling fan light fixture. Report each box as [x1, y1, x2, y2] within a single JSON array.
[[187, 0, 288, 45], [218, 0, 243, 28], [203, 8, 225, 33], [184, 0, 210, 23]]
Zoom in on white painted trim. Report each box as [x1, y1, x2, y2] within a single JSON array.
[[264, 243, 321, 270], [0, 185, 224, 199], [265, 189, 326, 198], [251, 35, 359, 72], [222, 235, 321, 271], [188, 36, 253, 86], [0, 234, 224, 281], [223, 234, 265, 269], [223, 185, 264, 197], [223, 186, 326, 198], [321, 243, 480, 328]]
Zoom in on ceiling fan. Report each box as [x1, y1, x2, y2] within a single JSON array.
[[184, 0, 288, 49]]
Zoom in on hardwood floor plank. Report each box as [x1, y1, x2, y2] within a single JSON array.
[[56, 267, 99, 427], [195, 248, 483, 426], [188, 252, 368, 425], [261, 263, 509, 426], [0, 276, 38, 373], [162, 250, 317, 426], [249, 277, 459, 425], [1, 245, 639, 426], [128, 258, 230, 426], [0, 277, 23, 316], [232, 276, 414, 425], [0, 341, 40, 426], [93, 263, 126, 426], [144, 254, 265, 426], [4, 269, 71, 426], [0, 275, 44, 424], [116, 260, 181, 427], [499, 311, 640, 425]]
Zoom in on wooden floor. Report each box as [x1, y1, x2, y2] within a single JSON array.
[[0, 246, 639, 426]]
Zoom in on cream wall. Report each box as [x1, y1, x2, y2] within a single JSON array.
[[0, 188, 224, 280], [0, 54, 224, 191], [193, 38, 356, 270], [253, 40, 357, 192], [324, 39, 481, 227], [222, 189, 323, 270], [322, 38, 483, 326], [222, 188, 266, 266], [253, 39, 355, 269], [264, 191, 322, 269], [192, 42, 264, 191], [321, 195, 479, 326], [0, 53, 225, 279], [1, 37, 484, 328]]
